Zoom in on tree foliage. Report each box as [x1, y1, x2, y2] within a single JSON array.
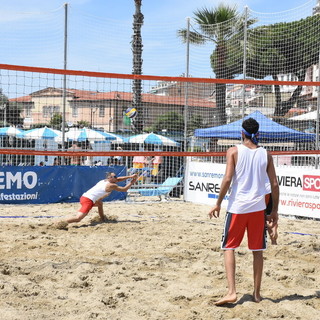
[[49, 113, 63, 129], [76, 120, 91, 128], [188, 114, 205, 134], [6, 102, 24, 127], [241, 15, 320, 117], [151, 111, 205, 136], [152, 111, 184, 133], [179, 4, 320, 122], [0, 90, 23, 127], [178, 4, 256, 125]]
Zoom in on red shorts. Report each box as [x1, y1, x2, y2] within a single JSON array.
[[221, 210, 267, 251], [79, 196, 94, 214]]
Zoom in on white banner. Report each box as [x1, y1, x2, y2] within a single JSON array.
[[277, 166, 320, 219], [184, 161, 228, 207], [184, 161, 320, 219]]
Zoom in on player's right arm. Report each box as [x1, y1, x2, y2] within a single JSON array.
[[209, 146, 236, 219]]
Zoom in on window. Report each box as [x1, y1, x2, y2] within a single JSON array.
[[99, 105, 105, 117], [26, 106, 32, 117], [42, 105, 60, 118], [53, 106, 60, 114], [72, 106, 78, 117], [43, 106, 49, 118]]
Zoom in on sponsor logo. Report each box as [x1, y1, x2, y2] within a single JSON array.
[[303, 175, 320, 192], [0, 192, 39, 200], [277, 174, 320, 192], [277, 175, 302, 188], [188, 181, 221, 193], [0, 171, 37, 190]]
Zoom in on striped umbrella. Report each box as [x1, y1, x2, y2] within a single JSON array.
[[63, 128, 124, 142], [17, 127, 62, 140], [0, 126, 23, 137], [125, 133, 180, 147]]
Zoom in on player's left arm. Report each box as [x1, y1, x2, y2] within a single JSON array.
[[266, 152, 279, 226], [116, 174, 138, 182], [112, 176, 138, 192]]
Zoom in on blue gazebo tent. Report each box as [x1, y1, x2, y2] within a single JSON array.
[[194, 111, 315, 143]]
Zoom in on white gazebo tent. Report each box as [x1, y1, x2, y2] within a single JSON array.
[[289, 110, 317, 121]]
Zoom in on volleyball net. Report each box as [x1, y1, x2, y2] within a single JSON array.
[[0, 63, 319, 170]]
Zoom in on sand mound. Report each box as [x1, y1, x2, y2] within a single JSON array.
[[54, 220, 68, 230]]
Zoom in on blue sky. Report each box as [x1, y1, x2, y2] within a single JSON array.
[[0, 0, 317, 97], [0, 0, 315, 20]]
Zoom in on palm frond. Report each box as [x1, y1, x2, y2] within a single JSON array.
[[177, 29, 207, 45], [193, 5, 238, 25]]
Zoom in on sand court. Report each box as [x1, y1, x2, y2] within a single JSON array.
[[0, 201, 319, 320]]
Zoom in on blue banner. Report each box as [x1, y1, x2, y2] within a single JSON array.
[[0, 166, 127, 204]]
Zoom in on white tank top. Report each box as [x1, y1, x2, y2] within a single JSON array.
[[82, 180, 111, 203], [227, 144, 268, 214]]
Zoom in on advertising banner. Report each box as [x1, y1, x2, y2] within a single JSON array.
[[277, 167, 320, 219], [0, 166, 127, 204], [185, 161, 320, 219], [184, 161, 228, 207]]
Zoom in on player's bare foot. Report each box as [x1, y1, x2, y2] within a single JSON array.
[[252, 291, 262, 303], [215, 293, 237, 306]]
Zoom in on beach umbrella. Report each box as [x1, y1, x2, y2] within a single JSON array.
[[125, 132, 180, 147], [17, 127, 62, 140], [0, 126, 23, 137], [62, 127, 124, 142]]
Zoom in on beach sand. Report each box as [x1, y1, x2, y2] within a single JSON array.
[[0, 200, 319, 320]]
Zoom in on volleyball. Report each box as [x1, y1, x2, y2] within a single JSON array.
[[125, 107, 137, 119]]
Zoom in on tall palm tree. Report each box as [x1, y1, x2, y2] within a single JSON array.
[[132, 0, 144, 132], [178, 4, 254, 124]]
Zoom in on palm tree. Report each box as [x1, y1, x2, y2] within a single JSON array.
[[132, 0, 144, 132], [178, 4, 255, 124]]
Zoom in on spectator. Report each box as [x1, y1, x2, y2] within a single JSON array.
[[115, 146, 123, 165], [83, 139, 93, 166], [53, 157, 61, 166], [68, 142, 82, 166]]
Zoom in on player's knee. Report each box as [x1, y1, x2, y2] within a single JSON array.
[[75, 212, 87, 222]]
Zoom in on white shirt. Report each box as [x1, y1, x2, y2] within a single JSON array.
[[227, 144, 268, 214], [82, 180, 111, 203]]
